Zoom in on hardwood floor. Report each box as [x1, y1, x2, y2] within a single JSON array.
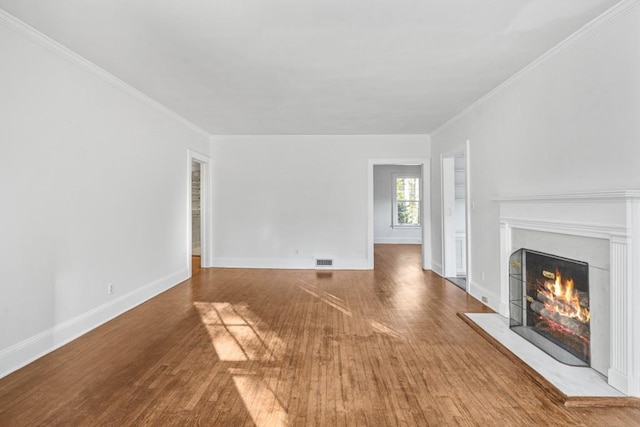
[[1, 245, 640, 426]]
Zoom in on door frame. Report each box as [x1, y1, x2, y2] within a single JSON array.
[[367, 157, 431, 270], [188, 149, 212, 276], [440, 142, 471, 288]]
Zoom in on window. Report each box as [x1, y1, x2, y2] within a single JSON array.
[[393, 174, 420, 227]]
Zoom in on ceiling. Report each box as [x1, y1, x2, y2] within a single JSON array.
[[0, 0, 621, 135]]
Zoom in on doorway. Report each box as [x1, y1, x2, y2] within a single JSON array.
[[192, 160, 202, 257], [441, 145, 469, 290], [188, 150, 210, 276], [367, 158, 431, 270]]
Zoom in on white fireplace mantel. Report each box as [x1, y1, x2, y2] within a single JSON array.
[[496, 190, 640, 397]]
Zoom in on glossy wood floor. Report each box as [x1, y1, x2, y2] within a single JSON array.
[[1, 245, 640, 426]]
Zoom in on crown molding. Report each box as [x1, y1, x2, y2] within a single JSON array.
[[0, 8, 211, 139], [431, 0, 640, 136], [209, 134, 430, 140]]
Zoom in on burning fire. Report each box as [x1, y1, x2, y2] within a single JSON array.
[[539, 268, 590, 323], [541, 318, 590, 344]]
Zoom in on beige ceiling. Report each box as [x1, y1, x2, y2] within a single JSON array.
[[0, 0, 621, 135]]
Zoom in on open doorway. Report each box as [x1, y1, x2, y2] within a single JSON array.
[[192, 160, 202, 257], [373, 165, 422, 270], [441, 144, 469, 290], [188, 150, 210, 276], [367, 158, 431, 270]]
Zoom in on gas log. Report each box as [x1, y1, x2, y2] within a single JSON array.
[[529, 301, 589, 339], [536, 292, 589, 315], [535, 318, 590, 355]]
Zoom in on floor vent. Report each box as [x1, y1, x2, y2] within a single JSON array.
[[314, 258, 334, 268]]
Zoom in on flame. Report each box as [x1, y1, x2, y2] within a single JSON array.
[[540, 268, 590, 323]]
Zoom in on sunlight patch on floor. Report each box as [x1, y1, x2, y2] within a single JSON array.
[[203, 325, 248, 361], [298, 284, 405, 340], [195, 302, 284, 362], [230, 369, 288, 427], [370, 320, 402, 339], [298, 284, 352, 317]]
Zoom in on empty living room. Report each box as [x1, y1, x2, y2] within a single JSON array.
[[1, 0, 640, 425]]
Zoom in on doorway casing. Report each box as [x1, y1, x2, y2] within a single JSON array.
[[367, 158, 431, 270], [188, 149, 211, 276], [440, 141, 471, 289]]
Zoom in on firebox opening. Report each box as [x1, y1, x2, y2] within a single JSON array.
[[509, 249, 590, 367]]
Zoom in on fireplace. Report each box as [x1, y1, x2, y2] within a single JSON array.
[[497, 191, 640, 396], [509, 249, 590, 366]]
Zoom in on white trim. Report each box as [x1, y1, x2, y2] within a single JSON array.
[[440, 143, 470, 288], [188, 150, 212, 274], [455, 232, 467, 276], [464, 140, 472, 292], [0, 9, 210, 139], [499, 222, 512, 317], [374, 238, 422, 244], [210, 134, 430, 141], [392, 173, 421, 227], [441, 155, 456, 277], [368, 158, 431, 271], [431, 0, 640, 135], [494, 190, 640, 203], [0, 268, 189, 379], [431, 260, 443, 276], [468, 279, 501, 312], [500, 217, 629, 239], [211, 257, 369, 270]]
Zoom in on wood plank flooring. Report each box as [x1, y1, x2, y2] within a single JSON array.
[[1, 245, 640, 426]]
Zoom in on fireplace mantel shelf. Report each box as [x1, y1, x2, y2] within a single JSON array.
[[493, 190, 640, 203]]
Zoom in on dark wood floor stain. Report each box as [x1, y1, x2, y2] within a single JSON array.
[[1, 245, 639, 426]]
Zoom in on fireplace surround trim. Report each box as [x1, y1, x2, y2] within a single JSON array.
[[497, 190, 640, 397]]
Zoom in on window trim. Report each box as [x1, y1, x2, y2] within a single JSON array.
[[392, 173, 421, 228]]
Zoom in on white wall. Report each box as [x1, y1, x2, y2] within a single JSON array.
[[373, 165, 422, 244], [211, 135, 429, 269], [430, 3, 640, 310], [0, 18, 210, 377]]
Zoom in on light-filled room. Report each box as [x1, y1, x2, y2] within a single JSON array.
[[1, 1, 640, 425]]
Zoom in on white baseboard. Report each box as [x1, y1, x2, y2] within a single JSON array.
[[468, 280, 501, 313], [608, 368, 631, 396], [0, 268, 189, 379], [374, 238, 422, 244], [431, 260, 443, 276], [335, 259, 370, 270], [211, 257, 370, 270]]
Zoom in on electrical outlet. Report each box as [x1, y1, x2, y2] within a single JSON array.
[[481, 272, 485, 281], [107, 282, 114, 295], [481, 296, 488, 303], [295, 249, 299, 255]]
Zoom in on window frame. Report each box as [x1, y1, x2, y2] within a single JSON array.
[[392, 173, 421, 228]]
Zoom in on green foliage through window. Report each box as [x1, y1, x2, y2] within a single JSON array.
[[395, 176, 420, 226]]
